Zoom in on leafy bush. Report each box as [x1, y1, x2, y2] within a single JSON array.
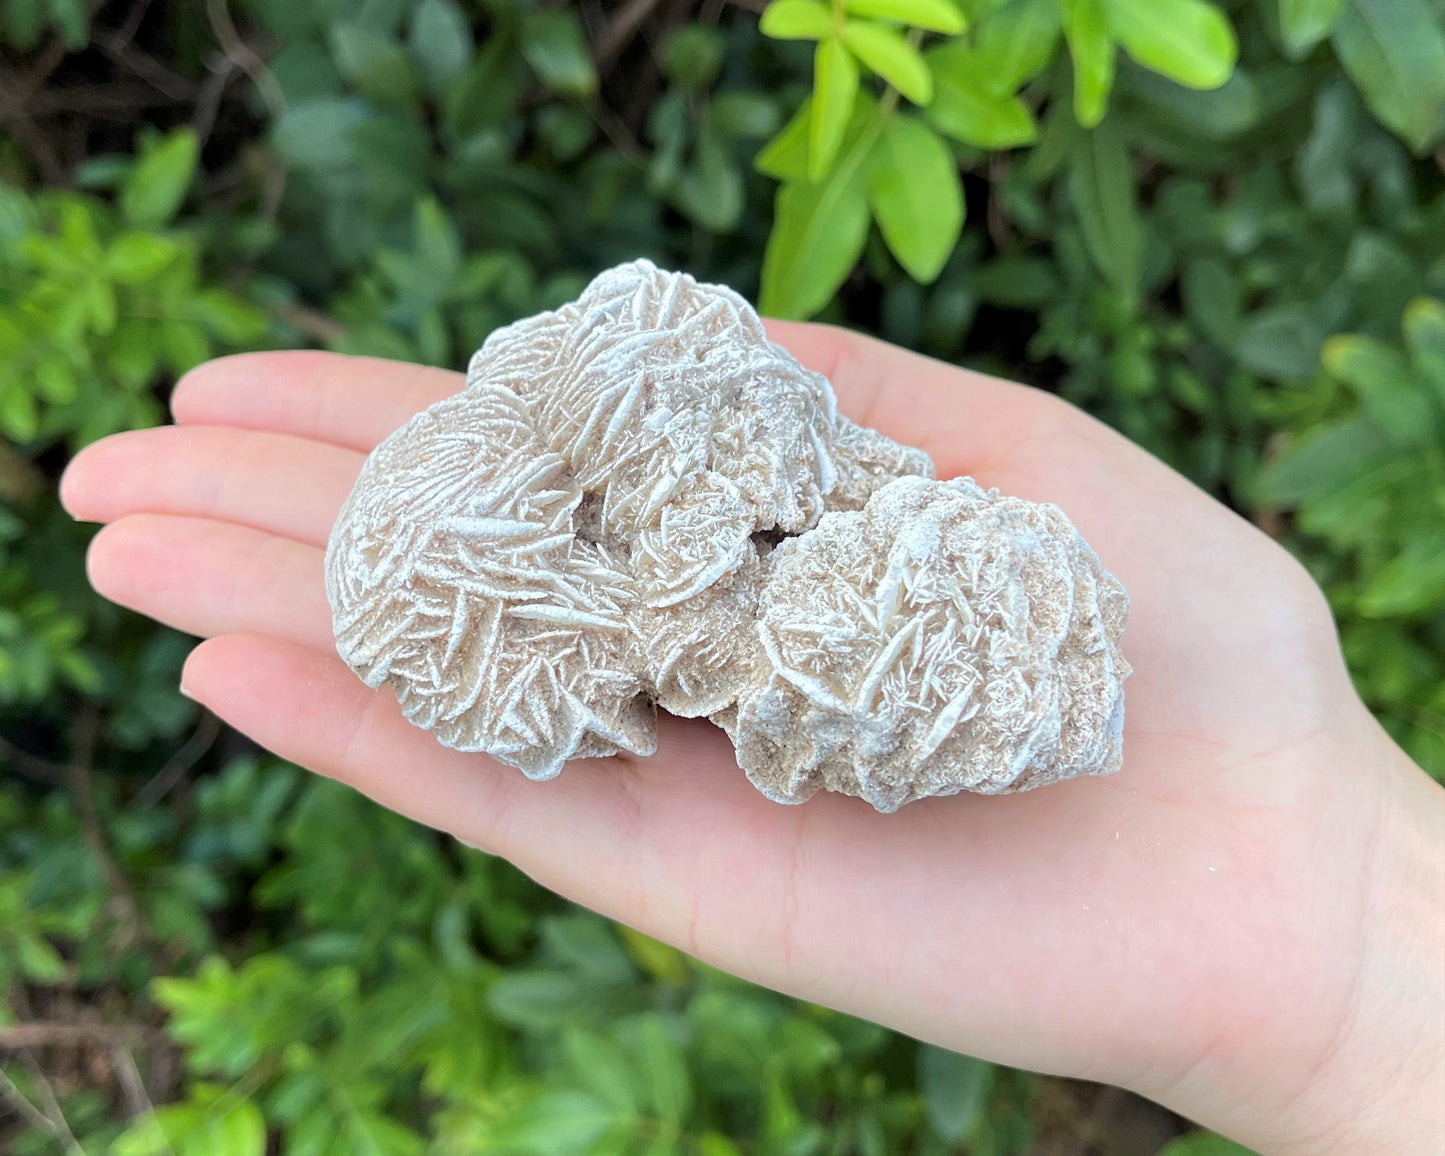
[[1, 0, 1441, 1151]]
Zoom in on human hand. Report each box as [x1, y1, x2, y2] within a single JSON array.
[[60, 325, 1444, 1155]]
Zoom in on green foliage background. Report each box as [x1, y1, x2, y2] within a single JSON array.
[[1, 0, 1442, 1151]]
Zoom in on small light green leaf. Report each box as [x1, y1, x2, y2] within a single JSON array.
[[1403, 297, 1445, 405], [1331, 0, 1445, 152], [761, 0, 834, 39], [563, 1030, 638, 1114], [520, 7, 598, 96], [635, 1013, 692, 1126], [488, 1091, 620, 1150], [972, 0, 1062, 94], [865, 114, 963, 281], [843, 0, 967, 34], [1324, 334, 1437, 445], [760, 167, 871, 319], [925, 43, 1039, 146], [105, 233, 179, 283], [119, 129, 199, 228], [810, 38, 860, 179], [1358, 536, 1445, 617], [1060, 0, 1115, 126], [919, 1046, 993, 1143], [1278, 0, 1349, 57], [1068, 120, 1144, 296], [1103, 0, 1237, 89], [756, 99, 813, 180], [841, 21, 934, 104]]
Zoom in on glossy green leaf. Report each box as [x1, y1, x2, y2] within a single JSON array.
[[761, 0, 833, 39], [865, 114, 964, 281], [1331, 0, 1445, 152], [841, 20, 934, 104], [408, 0, 473, 93], [972, 0, 1062, 94], [810, 38, 860, 179], [1061, 0, 1115, 126], [844, 0, 967, 34], [756, 99, 813, 179], [329, 22, 418, 109], [520, 8, 598, 96], [635, 1013, 692, 1126], [1104, 0, 1237, 89], [1324, 333, 1437, 444], [926, 44, 1039, 146], [1278, 0, 1349, 57], [1403, 297, 1445, 405], [760, 164, 871, 318], [119, 129, 198, 228], [1068, 120, 1144, 296], [919, 1046, 992, 1142]]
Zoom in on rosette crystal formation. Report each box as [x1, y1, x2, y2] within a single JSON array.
[[326, 260, 1131, 811]]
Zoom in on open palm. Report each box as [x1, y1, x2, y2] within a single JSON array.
[[61, 323, 1415, 1153]]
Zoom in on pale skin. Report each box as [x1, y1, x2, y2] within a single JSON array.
[[60, 324, 1443, 1154]]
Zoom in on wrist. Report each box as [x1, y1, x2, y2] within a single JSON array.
[[1271, 728, 1444, 1155], [1142, 714, 1444, 1155]]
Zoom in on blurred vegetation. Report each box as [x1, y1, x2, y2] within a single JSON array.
[[1, 0, 1442, 1151]]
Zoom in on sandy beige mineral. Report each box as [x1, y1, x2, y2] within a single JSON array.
[[326, 259, 1129, 810]]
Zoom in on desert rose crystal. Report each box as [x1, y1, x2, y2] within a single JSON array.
[[326, 259, 1130, 811]]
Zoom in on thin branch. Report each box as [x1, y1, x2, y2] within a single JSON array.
[[0, 1066, 68, 1147], [68, 706, 152, 952], [204, 0, 285, 117], [273, 302, 348, 345], [135, 711, 223, 808], [594, 0, 664, 66], [0, 736, 69, 788], [94, 29, 198, 102], [110, 1044, 153, 1120], [5, 1057, 82, 1155], [0, 1023, 157, 1050]]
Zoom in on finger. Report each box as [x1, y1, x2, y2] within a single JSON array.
[[60, 425, 361, 547], [172, 351, 465, 453], [88, 515, 332, 650]]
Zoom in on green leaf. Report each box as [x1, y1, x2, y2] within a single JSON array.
[[488, 1091, 620, 1151], [1061, 0, 1115, 126], [119, 129, 199, 228], [972, 0, 1062, 94], [329, 22, 418, 109], [1067, 120, 1144, 297], [1103, 0, 1237, 89], [1278, 0, 1349, 57], [760, 166, 871, 318], [713, 91, 782, 139], [1157, 1133, 1262, 1156], [844, 0, 967, 33], [520, 8, 598, 97], [919, 1046, 993, 1142], [1403, 297, 1445, 406], [663, 25, 725, 91], [756, 99, 813, 180], [810, 38, 860, 179], [563, 1030, 638, 1113], [635, 1013, 692, 1126], [842, 21, 934, 104], [1331, 0, 1445, 152], [761, 0, 834, 39], [409, 0, 473, 93], [865, 114, 963, 281], [1358, 536, 1445, 617], [1324, 334, 1437, 445], [926, 43, 1039, 146], [105, 233, 180, 283]]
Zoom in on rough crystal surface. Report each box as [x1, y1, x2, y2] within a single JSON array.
[[326, 259, 1129, 809]]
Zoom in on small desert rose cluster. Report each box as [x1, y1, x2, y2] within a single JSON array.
[[326, 261, 1130, 811]]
